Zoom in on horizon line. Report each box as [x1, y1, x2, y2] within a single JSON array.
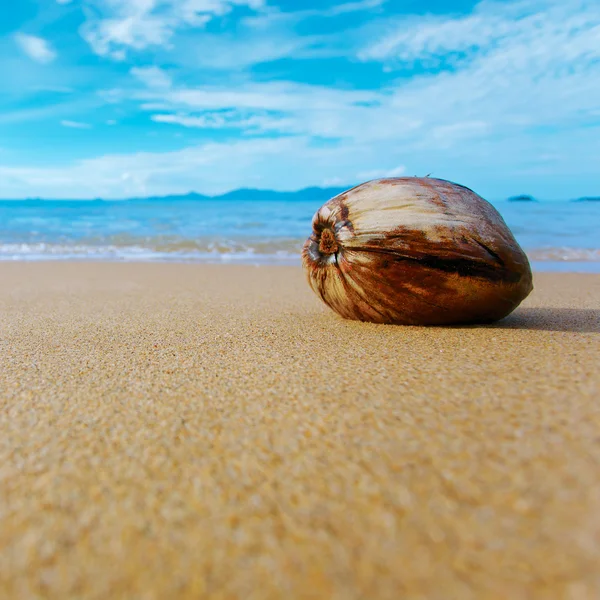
[[0, 185, 598, 203]]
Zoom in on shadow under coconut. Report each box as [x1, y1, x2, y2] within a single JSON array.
[[482, 307, 600, 333], [300, 306, 599, 333]]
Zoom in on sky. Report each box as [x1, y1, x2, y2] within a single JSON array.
[[0, 0, 599, 200]]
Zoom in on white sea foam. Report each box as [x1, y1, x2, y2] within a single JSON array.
[[526, 247, 600, 262], [0, 243, 301, 265], [1, 242, 599, 270]]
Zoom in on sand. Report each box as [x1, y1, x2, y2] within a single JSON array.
[[0, 263, 599, 599]]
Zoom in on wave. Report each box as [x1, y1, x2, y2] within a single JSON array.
[[0, 242, 302, 264], [1, 240, 599, 266], [526, 247, 600, 261]]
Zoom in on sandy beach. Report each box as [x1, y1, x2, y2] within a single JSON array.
[[1, 263, 599, 599]]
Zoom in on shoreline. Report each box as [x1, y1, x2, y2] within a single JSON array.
[[1, 257, 600, 273], [1, 263, 599, 598]]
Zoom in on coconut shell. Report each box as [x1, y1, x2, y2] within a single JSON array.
[[302, 177, 533, 325]]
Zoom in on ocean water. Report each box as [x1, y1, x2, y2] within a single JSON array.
[[0, 197, 599, 271]]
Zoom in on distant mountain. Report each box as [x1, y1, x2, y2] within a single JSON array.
[[126, 191, 211, 202], [127, 186, 349, 203], [572, 196, 600, 202], [0, 186, 351, 203], [507, 194, 537, 202], [213, 186, 348, 202]]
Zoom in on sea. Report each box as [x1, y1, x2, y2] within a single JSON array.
[[1, 195, 599, 272]]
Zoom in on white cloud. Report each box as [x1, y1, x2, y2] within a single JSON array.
[[80, 0, 267, 58], [56, 0, 73, 4], [1, 125, 598, 200], [130, 66, 172, 89], [171, 29, 316, 71], [350, 0, 600, 143], [136, 81, 395, 139], [357, 165, 406, 180], [14, 33, 57, 64], [152, 113, 237, 129], [209, 0, 385, 69], [61, 120, 92, 129], [0, 137, 369, 198], [150, 110, 299, 133], [153, 82, 377, 112], [242, 0, 385, 28], [360, 0, 600, 69], [428, 121, 490, 148], [80, 0, 378, 66], [318, 0, 386, 17], [360, 14, 505, 65]]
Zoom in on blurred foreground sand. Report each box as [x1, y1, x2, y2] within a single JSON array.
[[1, 264, 599, 599]]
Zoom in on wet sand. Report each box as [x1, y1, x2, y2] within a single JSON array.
[[1, 263, 599, 599]]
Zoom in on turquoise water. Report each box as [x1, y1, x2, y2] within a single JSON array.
[[0, 197, 599, 271]]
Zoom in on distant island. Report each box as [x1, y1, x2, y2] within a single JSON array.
[[0, 186, 350, 204], [572, 197, 600, 202], [507, 194, 537, 202], [128, 186, 350, 203]]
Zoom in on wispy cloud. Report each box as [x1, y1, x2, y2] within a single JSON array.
[[130, 66, 172, 89], [142, 81, 377, 114], [150, 111, 299, 133], [323, 0, 387, 16], [357, 165, 406, 180], [61, 120, 92, 129], [2, 122, 598, 199], [152, 113, 243, 129], [242, 0, 386, 27], [80, 0, 380, 68], [359, 0, 600, 71], [80, 0, 267, 59], [136, 78, 392, 140], [14, 33, 57, 64], [0, 137, 359, 198]]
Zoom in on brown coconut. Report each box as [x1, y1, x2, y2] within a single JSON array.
[[302, 177, 533, 325]]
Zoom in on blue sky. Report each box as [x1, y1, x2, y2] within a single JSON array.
[[0, 0, 598, 199]]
